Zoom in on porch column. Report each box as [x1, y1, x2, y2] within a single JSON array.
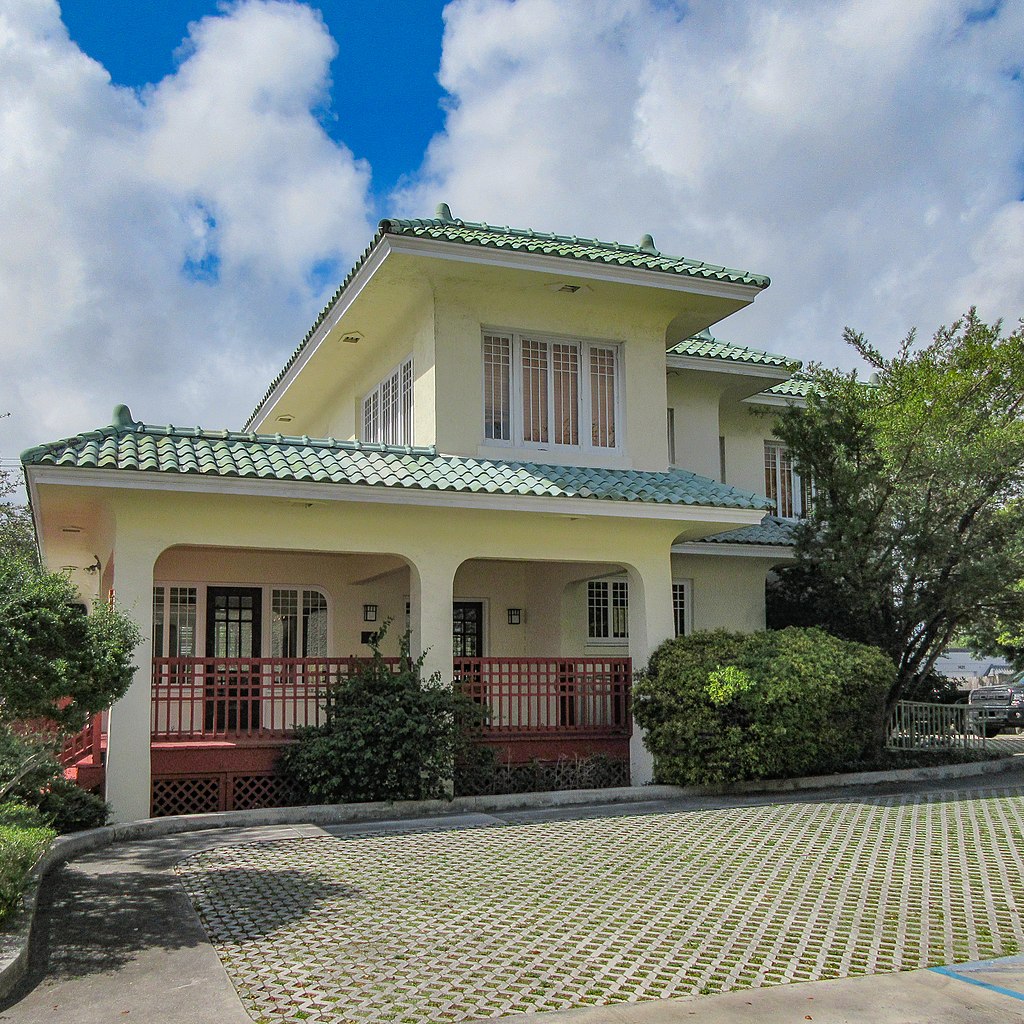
[[408, 554, 458, 687], [104, 539, 161, 823], [626, 554, 676, 786]]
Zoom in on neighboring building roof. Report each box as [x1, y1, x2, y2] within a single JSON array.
[[934, 649, 1013, 680], [667, 329, 796, 370], [245, 205, 772, 429], [23, 407, 774, 512], [696, 515, 799, 546]]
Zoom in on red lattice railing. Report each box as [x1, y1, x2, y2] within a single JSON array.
[[151, 657, 399, 742], [455, 657, 632, 737]]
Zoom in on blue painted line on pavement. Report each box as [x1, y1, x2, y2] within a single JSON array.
[[931, 965, 1024, 1002]]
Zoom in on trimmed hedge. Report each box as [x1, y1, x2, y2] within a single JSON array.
[[0, 810, 54, 925], [633, 627, 895, 785]]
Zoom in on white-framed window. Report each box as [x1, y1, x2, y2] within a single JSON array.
[[764, 440, 810, 519], [152, 585, 198, 657], [672, 579, 692, 637], [362, 356, 413, 446], [152, 583, 330, 658], [483, 330, 622, 451], [588, 579, 629, 642], [271, 588, 329, 658], [667, 407, 676, 465]]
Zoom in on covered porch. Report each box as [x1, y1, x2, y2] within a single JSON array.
[[64, 548, 639, 815]]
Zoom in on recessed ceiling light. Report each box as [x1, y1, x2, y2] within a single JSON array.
[[544, 282, 590, 294]]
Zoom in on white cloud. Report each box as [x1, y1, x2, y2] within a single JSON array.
[[398, 0, 1024, 367], [0, 0, 373, 466], [3, 0, 1023, 481]]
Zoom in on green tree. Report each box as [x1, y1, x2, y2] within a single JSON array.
[[0, 465, 35, 563], [961, 582, 1024, 670], [0, 552, 140, 731], [769, 309, 1024, 708]]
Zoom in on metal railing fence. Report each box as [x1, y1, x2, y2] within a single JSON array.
[[887, 700, 988, 751]]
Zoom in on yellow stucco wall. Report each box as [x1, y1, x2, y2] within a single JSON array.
[[670, 552, 777, 633], [718, 398, 780, 495], [665, 371, 724, 481]]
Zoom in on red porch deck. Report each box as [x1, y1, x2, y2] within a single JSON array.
[[64, 655, 633, 814]]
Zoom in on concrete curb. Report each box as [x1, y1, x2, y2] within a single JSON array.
[[1, 751, 1020, 1004]]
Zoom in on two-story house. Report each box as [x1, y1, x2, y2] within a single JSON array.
[[22, 205, 807, 822]]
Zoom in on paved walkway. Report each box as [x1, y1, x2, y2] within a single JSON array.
[[3, 773, 1024, 1023]]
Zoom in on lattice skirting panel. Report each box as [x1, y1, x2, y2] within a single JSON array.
[[456, 755, 630, 797], [151, 773, 298, 816]]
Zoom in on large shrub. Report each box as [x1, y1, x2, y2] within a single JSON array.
[[633, 627, 895, 785], [277, 630, 480, 804], [0, 728, 109, 832]]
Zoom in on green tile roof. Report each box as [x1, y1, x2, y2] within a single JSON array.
[[696, 515, 798, 547], [667, 329, 797, 369], [756, 375, 816, 398], [23, 407, 773, 512], [379, 209, 771, 288], [245, 205, 771, 429]]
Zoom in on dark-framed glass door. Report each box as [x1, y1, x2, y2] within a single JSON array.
[[453, 602, 484, 657], [205, 587, 262, 732]]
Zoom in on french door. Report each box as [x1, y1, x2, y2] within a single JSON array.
[[205, 587, 262, 733]]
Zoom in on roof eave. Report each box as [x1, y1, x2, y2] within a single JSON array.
[[383, 234, 768, 301], [665, 353, 794, 382], [24, 464, 771, 525]]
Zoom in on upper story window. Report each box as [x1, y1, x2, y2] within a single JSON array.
[[764, 440, 810, 518], [483, 331, 621, 451], [363, 357, 413, 446]]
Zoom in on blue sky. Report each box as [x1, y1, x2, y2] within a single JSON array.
[[60, 0, 449, 200], [1, 0, 1023, 471]]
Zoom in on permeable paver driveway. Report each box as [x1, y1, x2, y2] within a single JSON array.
[[174, 785, 1024, 1024]]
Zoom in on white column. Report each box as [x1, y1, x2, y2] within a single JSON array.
[[408, 554, 458, 687], [626, 554, 676, 786], [104, 541, 160, 823]]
